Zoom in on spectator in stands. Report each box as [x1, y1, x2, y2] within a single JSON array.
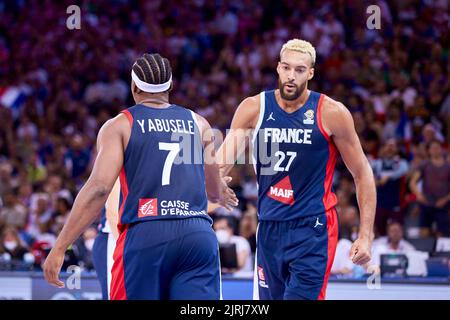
[[371, 138, 409, 236], [25, 152, 47, 185], [72, 226, 97, 270], [371, 221, 416, 266], [390, 73, 417, 110], [0, 161, 15, 198], [421, 124, 445, 146], [331, 237, 355, 276], [214, 216, 252, 275], [409, 140, 450, 237], [239, 202, 257, 254], [50, 196, 71, 235], [336, 189, 359, 241], [26, 193, 56, 246], [17, 183, 33, 209], [241, 166, 258, 204], [0, 227, 30, 261], [382, 100, 411, 143], [0, 190, 28, 230], [63, 134, 91, 181]]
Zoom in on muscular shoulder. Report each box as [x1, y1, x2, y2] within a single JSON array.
[[242, 93, 260, 107], [232, 93, 261, 129], [321, 95, 349, 120], [101, 113, 129, 134], [97, 112, 130, 147], [320, 95, 353, 137], [191, 111, 212, 134]]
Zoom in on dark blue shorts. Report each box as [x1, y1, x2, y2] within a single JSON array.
[[420, 204, 450, 235], [255, 208, 338, 300], [92, 231, 108, 300], [110, 217, 221, 300]]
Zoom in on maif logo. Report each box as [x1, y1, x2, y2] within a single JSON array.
[[267, 176, 295, 205]]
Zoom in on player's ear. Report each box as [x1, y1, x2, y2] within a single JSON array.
[[276, 62, 282, 76], [131, 80, 140, 94], [308, 67, 314, 81], [131, 81, 141, 102]]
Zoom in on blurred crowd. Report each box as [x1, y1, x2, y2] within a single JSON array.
[[0, 0, 449, 276]]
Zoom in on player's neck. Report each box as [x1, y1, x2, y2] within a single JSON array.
[[276, 88, 310, 111], [135, 93, 171, 108], [430, 155, 444, 165]]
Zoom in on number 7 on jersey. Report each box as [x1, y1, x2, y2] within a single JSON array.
[[158, 142, 181, 186]]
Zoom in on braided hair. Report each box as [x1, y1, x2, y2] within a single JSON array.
[[132, 53, 172, 88]]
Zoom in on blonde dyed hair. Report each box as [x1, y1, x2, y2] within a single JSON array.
[[280, 39, 316, 66]]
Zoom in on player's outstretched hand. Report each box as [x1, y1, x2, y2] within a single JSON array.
[[43, 248, 65, 288], [219, 176, 239, 211], [349, 237, 372, 265]]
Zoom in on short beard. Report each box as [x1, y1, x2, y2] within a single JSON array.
[[279, 79, 306, 101]]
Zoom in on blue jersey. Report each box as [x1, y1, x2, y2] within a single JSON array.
[[252, 90, 338, 221], [117, 104, 210, 230]]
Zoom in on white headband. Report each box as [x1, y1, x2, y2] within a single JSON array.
[[131, 70, 172, 93]]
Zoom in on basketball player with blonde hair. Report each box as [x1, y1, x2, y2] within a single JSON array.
[[217, 39, 376, 300]]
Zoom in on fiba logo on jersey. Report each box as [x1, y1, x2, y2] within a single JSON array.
[[303, 109, 315, 125], [138, 198, 158, 218]]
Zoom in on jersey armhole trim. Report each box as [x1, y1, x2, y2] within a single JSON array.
[[189, 110, 206, 152], [120, 109, 133, 156], [121, 109, 133, 128], [317, 94, 330, 142], [189, 110, 200, 130], [252, 92, 265, 146], [251, 92, 265, 178]]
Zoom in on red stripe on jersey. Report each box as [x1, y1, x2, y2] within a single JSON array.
[[110, 109, 132, 300], [110, 225, 129, 300], [318, 207, 339, 300], [117, 166, 129, 233], [317, 94, 338, 210], [121, 109, 133, 127], [316, 94, 329, 142], [323, 143, 338, 210]]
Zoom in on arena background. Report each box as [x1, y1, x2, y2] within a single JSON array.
[[0, 0, 449, 300]]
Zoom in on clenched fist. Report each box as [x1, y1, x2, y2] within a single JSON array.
[[349, 237, 372, 265]]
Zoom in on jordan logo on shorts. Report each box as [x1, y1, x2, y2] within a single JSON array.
[[314, 217, 324, 228], [267, 176, 295, 205], [138, 198, 158, 218]]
